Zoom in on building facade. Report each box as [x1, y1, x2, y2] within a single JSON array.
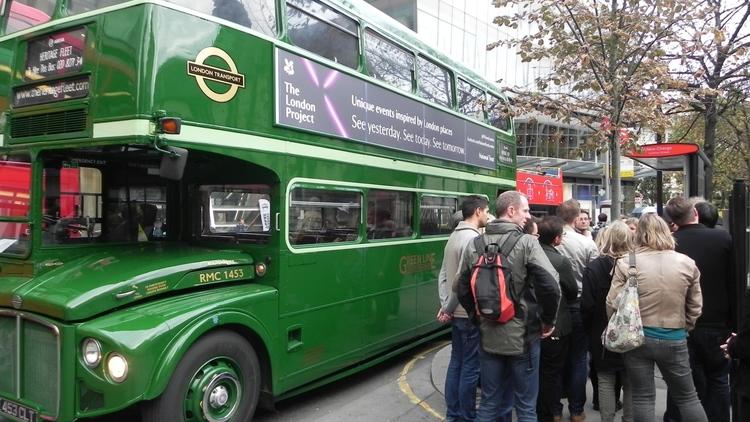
[[368, 0, 648, 215]]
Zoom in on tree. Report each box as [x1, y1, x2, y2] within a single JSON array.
[[491, 0, 698, 218], [666, 0, 750, 195], [671, 95, 750, 202]]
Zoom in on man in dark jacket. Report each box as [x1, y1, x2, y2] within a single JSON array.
[[536, 216, 578, 422], [722, 299, 750, 420], [664, 196, 734, 422], [456, 191, 560, 422]]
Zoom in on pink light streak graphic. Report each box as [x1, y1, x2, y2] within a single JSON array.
[[323, 70, 339, 89], [302, 58, 319, 87], [324, 95, 348, 138]]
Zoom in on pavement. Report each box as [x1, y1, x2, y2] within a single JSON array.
[[430, 344, 668, 421]]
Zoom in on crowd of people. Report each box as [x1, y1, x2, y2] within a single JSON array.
[[437, 192, 735, 422]]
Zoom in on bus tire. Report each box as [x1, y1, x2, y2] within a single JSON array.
[[142, 330, 261, 422]]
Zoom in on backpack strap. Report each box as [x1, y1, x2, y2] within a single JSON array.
[[499, 231, 523, 257]]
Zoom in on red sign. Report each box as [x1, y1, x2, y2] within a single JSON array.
[[516, 171, 563, 206], [0, 161, 31, 217], [627, 143, 699, 158]]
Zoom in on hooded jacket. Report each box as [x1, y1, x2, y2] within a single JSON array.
[[438, 221, 482, 318], [455, 219, 561, 355]]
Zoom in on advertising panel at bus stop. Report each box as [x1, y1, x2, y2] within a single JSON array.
[[516, 171, 563, 206]]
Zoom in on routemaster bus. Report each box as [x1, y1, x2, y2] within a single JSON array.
[[0, 1, 516, 421]]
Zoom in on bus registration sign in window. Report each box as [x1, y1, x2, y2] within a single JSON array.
[[25, 27, 86, 80]]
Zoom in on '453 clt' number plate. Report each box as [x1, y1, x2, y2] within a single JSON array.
[[0, 398, 37, 422]]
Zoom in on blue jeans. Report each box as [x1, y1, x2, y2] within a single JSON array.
[[562, 304, 587, 416], [475, 340, 540, 422], [625, 337, 707, 422], [445, 318, 480, 422], [663, 326, 731, 422]]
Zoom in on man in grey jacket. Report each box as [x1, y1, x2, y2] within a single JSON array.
[[456, 191, 561, 422], [556, 198, 598, 421], [437, 195, 490, 422]]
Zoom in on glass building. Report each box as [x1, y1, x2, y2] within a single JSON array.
[[368, 0, 650, 214]]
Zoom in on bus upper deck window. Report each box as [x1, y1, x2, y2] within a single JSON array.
[[417, 56, 452, 108], [66, 0, 128, 15], [458, 78, 485, 121], [365, 29, 413, 92], [167, 0, 277, 36], [286, 0, 359, 69], [6, 0, 54, 34], [487, 94, 511, 132]]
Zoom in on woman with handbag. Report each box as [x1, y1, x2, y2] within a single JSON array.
[[582, 221, 633, 422], [606, 213, 706, 422]]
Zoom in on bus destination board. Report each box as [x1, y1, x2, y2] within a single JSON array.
[[275, 49, 496, 170], [25, 27, 86, 80]]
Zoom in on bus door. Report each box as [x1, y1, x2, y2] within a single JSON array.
[[281, 185, 365, 383]]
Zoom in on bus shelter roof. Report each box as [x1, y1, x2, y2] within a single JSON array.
[[516, 156, 656, 180], [625, 143, 709, 171]]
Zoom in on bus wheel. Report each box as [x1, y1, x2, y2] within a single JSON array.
[[142, 331, 260, 422]]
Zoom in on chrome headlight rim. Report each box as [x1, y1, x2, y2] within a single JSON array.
[[81, 338, 102, 368], [106, 353, 129, 383]]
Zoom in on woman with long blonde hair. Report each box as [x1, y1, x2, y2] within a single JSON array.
[[606, 214, 706, 421], [582, 221, 633, 422]]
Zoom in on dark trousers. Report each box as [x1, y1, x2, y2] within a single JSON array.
[[664, 326, 731, 422], [563, 305, 588, 416], [538, 335, 570, 421]]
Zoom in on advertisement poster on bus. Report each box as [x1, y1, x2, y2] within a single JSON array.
[[274, 48, 497, 170], [516, 170, 563, 206]]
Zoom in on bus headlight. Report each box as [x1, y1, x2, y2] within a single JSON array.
[[106, 354, 129, 383], [82, 338, 102, 368]]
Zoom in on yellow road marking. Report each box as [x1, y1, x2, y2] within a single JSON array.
[[398, 341, 449, 421]]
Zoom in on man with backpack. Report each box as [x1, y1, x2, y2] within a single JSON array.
[[437, 195, 491, 422], [456, 190, 561, 422]]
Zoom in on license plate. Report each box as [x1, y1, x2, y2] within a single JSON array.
[[0, 398, 37, 422]]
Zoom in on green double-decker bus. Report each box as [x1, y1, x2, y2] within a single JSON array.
[[0, 1, 516, 420]]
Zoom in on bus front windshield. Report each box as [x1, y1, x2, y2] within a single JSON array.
[[41, 147, 168, 245], [0, 153, 31, 256]]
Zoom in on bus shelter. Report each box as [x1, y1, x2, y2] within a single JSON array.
[[626, 143, 711, 215]]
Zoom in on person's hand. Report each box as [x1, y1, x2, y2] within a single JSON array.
[[721, 332, 737, 359], [436, 309, 452, 323], [541, 324, 555, 339]]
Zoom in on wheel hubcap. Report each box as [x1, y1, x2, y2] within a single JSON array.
[[183, 358, 242, 422], [209, 385, 229, 408]]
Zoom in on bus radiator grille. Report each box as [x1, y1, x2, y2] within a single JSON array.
[[0, 312, 60, 419]]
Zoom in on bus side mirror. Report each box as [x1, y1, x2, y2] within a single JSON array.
[[159, 147, 188, 181]]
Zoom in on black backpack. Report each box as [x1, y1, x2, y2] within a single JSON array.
[[457, 233, 522, 323]]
